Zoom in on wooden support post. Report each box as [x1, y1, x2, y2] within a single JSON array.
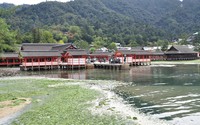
[[134, 55, 136, 66], [78, 57, 80, 69], [6, 58, 8, 67], [85, 56, 86, 69], [38, 58, 40, 70], [143, 55, 144, 63], [51, 57, 53, 69], [12, 58, 14, 67], [24, 58, 27, 69], [44, 58, 47, 69], [72, 56, 73, 70]]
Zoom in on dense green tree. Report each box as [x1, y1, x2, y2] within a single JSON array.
[[89, 47, 96, 53], [21, 33, 32, 43], [193, 33, 200, 51], [161, 40, 169, 51], [58, 40, 64, 44], [32, 27, 41, 43], [53, 32, 64, 41], [1, 0, 200, 51], [67, 26, 82, 43], [74, 40, 89, 49], [69, 26, 81, 35], [128, 40, 138, 47], [40, 30, 55, 43], [92, 36, 108, 49], [0, 18, 17, 52], [108, 42, 117, 51]]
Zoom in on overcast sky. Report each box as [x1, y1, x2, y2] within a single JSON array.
[[0, 0, 71, 5]]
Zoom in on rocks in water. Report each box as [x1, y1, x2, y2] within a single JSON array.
[[0, 69, 19, 77]]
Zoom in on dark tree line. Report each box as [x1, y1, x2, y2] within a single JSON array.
[[1, 0, 200, 52]]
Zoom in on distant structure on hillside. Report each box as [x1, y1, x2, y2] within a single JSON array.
[[186, 32, 199, 42]]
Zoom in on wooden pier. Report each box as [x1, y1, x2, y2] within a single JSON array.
[[130, 61, 151, 66], [20, 62, 60, 71], [19, 59, 151, 71], [20, 62, 86, 71], [93, 59, 151, 70]]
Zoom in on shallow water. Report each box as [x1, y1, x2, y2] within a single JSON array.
[[19, 64, 200, 124]]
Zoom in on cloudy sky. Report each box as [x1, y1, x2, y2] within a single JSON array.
[[0, 0, 71, 5]]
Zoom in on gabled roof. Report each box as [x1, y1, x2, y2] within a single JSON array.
[[51, 43, 77, 51], [0, 53, 19, 58], [132, 51, 152, 55], [90, 50, 111, 56], [21, 51, 60, 57], [118, 50, 133, 55], [131, 47, 143, 51], [21, 43, 77, 52], [67, 49, 87, 56], [118, 50, 151, 55], [165, 45, 197, 54], [21, 43, 59, 51], [149, 49, 164, 55]]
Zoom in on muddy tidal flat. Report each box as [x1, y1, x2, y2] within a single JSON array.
[[0, 77, 169, 125]]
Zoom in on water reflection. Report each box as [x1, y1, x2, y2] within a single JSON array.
[[19, 64, 200, 124], [115, 85, 200, 119], [114, 64, 200, 124], [60, 70, 86, 79], [21, 70, 86, 79], [21, 64, 200, 85]]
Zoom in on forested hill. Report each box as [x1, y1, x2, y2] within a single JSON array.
[[1, 0, 200, 48], [0, 3, 15, 9], [4, 0, 166, 45]]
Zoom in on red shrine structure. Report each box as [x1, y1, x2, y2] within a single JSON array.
[[0, 43, 199, 71], [19, 43, 87, 70]]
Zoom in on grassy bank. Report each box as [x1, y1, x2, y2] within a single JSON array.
[[0, 78, 124, 125], [152, 59, 200, 65]]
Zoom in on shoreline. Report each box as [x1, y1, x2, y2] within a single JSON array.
[[0, 68, 19, 77], [0, 98, 31, 125], [0, 77, 171, 125], [151, 60, 200, 65], [0, 60, 200, 77], [86, 83, 170, 125]]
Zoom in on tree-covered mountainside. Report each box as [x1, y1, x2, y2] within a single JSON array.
[[1, 0, 200, 52], [156, 0, 200, 36], [0, 3, 15, 9]]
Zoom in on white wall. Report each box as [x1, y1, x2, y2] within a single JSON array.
[[68, 58, 86, 65]]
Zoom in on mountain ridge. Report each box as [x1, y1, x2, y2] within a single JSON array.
[[0, 0, 200, 46]]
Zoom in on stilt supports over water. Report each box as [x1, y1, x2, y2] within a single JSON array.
[[93, 61, 151, 70], [94, 63, 130, 70], [20, 64, 86, 71], [130, 61, 151, 66]]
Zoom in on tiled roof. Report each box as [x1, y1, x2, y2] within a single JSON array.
[[131, 47, 143, 51], [21, 43, 76, 52], [51, 43, 75, 51], [118, 50, 151, 55], [90, 51, 111, 56], [149, 50, 165, 55], [21, 51, 60, 57], [0, 53, 19, 58], [67, 49, 87, 56], [21, 43, 59, 51], [165, 45, 197, 54], [132, 51, 152, 55], [118, 50, 133, 55]]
